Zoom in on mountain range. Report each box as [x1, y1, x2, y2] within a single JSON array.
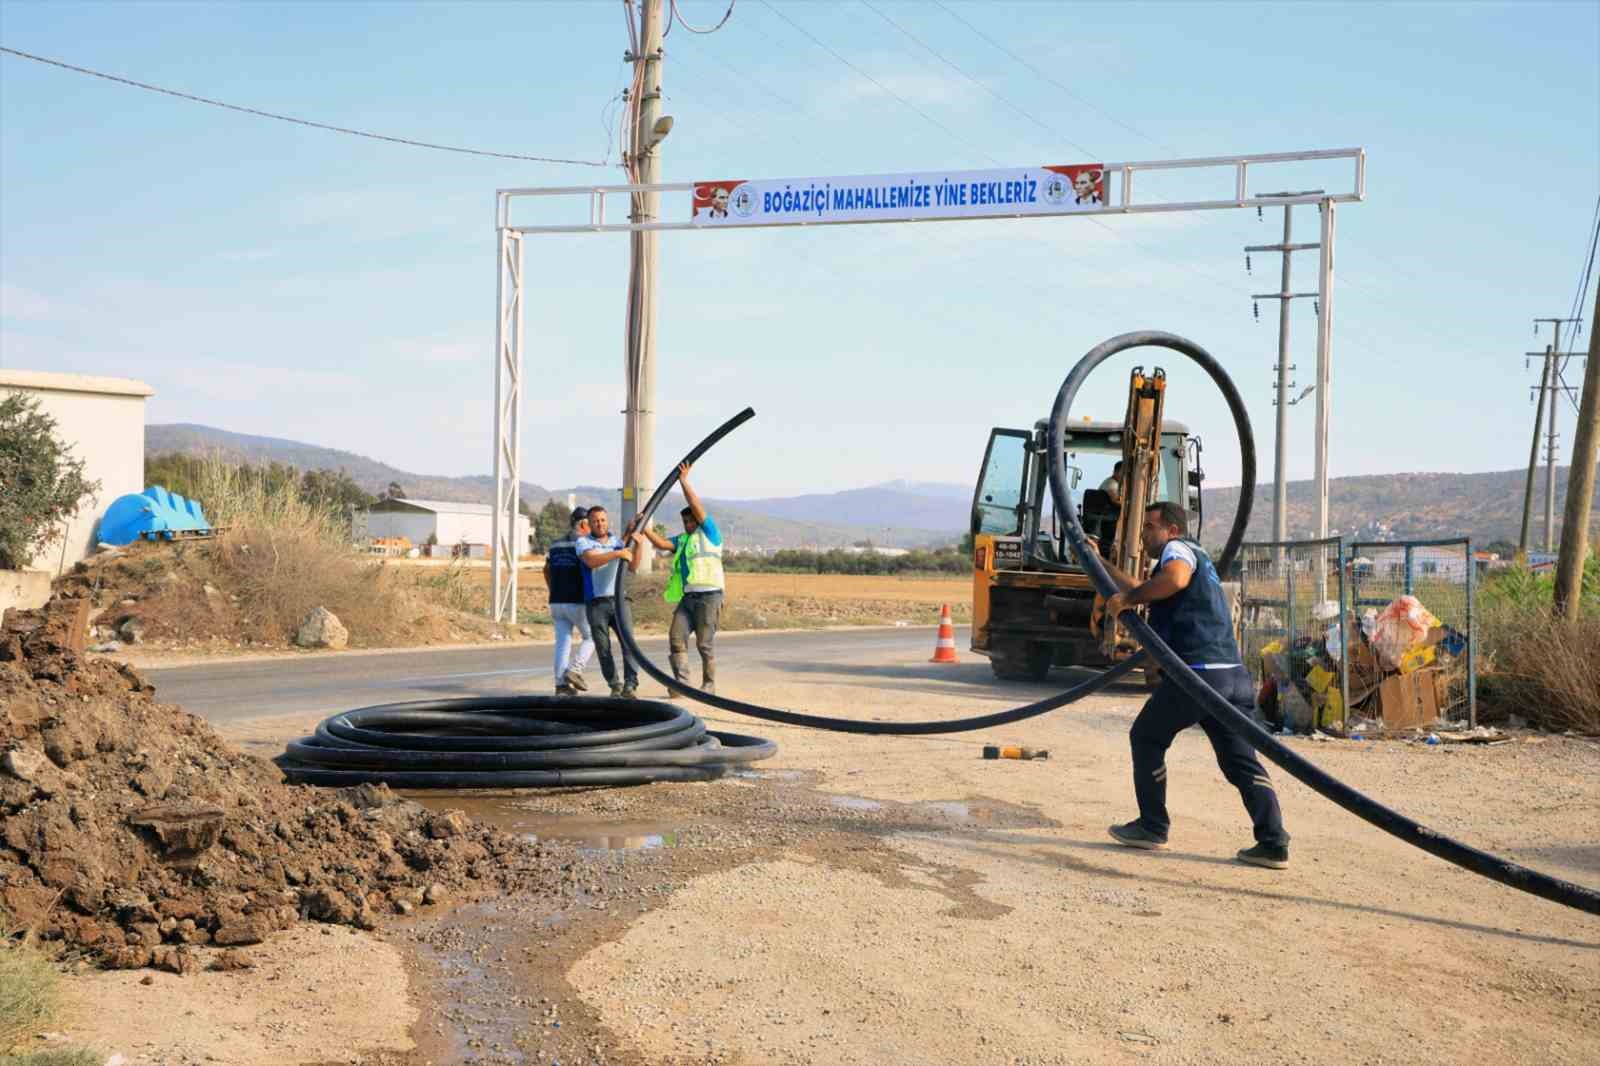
[[146, 424, 1595, 551], [145, 424, 970, 549]]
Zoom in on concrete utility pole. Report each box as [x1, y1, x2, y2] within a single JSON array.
[[1554, 287, 1598, 620], [1519, 345, 1554, 561], [1246, 192, 1323, 542], [1313, 199, 1337, 541], [622, 0, 667, 567], [1533, 318, 1582, 551]]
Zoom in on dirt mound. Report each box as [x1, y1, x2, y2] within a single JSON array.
[[52, 538, 504, 653], [0, 597, 562, 973]]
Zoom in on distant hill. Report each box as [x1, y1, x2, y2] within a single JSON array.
[[1202, 465, 1598, 549], [144, 424, 963, 550], [149, 424, 1596, 552]]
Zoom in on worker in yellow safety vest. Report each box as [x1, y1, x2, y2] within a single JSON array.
[[637, 462, 725, 695]]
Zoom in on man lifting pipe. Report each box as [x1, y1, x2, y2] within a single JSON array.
[[1099, 501, 1292, 869]]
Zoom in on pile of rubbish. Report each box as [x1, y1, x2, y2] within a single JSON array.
[[0, 597, 568, 973], [1257, 594, 1468, 734]]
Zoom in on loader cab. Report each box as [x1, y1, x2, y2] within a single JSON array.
[[971, 420, 1196, 568], [969, 419, 1200, 680]]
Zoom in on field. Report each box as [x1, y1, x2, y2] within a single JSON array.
[[433, 562, 973, 629]]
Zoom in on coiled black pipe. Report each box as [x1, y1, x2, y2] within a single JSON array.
[[278, 694, 777, 787], [617, 351, 1600, 915]]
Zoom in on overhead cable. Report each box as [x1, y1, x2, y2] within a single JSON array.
[[0, 45, 609, 167]]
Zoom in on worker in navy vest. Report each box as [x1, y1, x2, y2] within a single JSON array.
[[1099, 501, 1291, 869], [638, 462, 725, 696]]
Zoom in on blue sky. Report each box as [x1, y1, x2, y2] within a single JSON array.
[[2, 0, 1597, 499]]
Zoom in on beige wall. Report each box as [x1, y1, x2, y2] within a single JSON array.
[[0, 370, 153, 574]]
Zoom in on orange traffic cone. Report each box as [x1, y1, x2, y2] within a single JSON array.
[[930, 604, 960, 663]]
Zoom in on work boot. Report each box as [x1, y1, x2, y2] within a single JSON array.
[[620, 683, 638, 700], [1235, 843, 1289, 869], [702, 681, 716, 696], [562, 669, 588, 692], [1107, 821, 1168, 851], [555, 684, 576, 697], [609, 684, 625, 698]]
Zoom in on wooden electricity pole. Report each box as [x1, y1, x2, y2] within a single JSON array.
[[1553, 285, 1599, 620], [622, 0, 666, 569]]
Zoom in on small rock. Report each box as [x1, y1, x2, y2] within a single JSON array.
[[88, 641, 122, 653], [423, 883, 448, 905], [394, 899, 415, 916], [294, 607, 349, 650], [139, 975, 155, 986], [119, 597, 138, 606], [428, 811, 470, 839], [213, 914, 273, 946], [212, 949, 255, 971]]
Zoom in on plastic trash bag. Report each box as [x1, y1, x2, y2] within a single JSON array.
[[1372, 595, 1441, 670]]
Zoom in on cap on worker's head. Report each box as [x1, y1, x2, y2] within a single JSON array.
[[570, 507, 589, 525]]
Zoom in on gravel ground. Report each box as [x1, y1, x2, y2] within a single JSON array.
[[61, 644, 1600, 1066]]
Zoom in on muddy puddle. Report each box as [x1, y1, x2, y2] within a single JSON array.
[[409, 792, 682, 852]]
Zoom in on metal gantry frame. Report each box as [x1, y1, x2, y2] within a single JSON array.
[[490, 147, 1366, 620]]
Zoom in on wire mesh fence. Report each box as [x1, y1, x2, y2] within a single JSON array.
[[1237, 537, 1477, 733], [1237, 538, 1349, 733]]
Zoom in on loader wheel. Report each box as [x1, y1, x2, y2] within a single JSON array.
[[990, 640, 1053, 682]]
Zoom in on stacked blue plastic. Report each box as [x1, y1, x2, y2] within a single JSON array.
[[99, 486, 214, 545]]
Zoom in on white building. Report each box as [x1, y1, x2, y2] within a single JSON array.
[[0, 370, 153, 576], [363, 499, 530, 555]]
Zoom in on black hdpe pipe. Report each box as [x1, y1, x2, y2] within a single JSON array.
[[609, 408, 1160, 735], [1042, 331, 1600, 916], [616, 353, 1600, 916]]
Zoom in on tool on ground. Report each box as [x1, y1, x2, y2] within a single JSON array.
[[929, 603, 960, 663], [982, 745, 1050, 760]]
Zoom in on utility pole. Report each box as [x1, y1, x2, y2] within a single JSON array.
[[1533, 317, 1582, 551], [1246, 191, 1323, 542], [622, 0, 668, 567], [1314, 198, 1337, 543], [1554, 287, 1597, 620], [1518, 344, 1553, 561]]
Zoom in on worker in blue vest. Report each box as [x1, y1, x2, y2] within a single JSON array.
[[1099, 501, 1291, 870], [637, 462, 725, 695]]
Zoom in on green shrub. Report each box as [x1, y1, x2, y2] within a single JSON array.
[[0, 394, 100, 570]]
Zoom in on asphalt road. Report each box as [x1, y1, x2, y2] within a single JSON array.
[[145, 626, 968, 725]]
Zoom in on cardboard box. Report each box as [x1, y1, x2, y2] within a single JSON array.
[[1376, 666, 1442, 729]]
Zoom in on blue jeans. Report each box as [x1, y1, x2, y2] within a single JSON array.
[[1130, 666, 1289, 847], [550, 601, 593, 682]]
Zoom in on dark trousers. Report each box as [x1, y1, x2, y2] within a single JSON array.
[[585, 597, 637, 690], [1130, 666, 1289, 847]]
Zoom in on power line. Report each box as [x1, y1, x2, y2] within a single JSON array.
[[755, 0, 1004, 167], [0, 45, 609, 167], [927, 0, 1178, 156], [858, 0, 1097, 159], [671, 0, 738, 34]]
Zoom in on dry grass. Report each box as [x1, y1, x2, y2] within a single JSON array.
[[1, 913, 97, 1064], [725, 572, 968, 604], [1478, 607, 1600, 734], [0, 938, 59, 1054]]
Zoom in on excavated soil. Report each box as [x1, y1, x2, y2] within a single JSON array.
[[0, 598, 589, 974]]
